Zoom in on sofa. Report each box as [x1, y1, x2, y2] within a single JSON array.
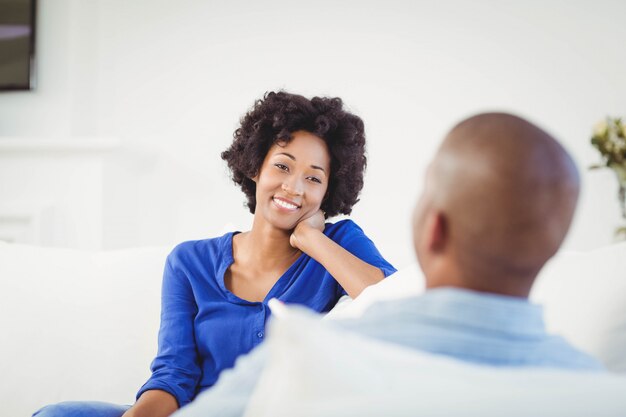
[[1, 240, 626, 416]]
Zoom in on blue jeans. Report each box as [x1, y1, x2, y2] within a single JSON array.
[[33, 401, 131, 417]]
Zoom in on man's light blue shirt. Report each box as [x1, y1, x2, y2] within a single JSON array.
[[339, 287, 603, 369]]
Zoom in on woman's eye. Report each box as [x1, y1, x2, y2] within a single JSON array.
[[308, 176, 322, 184], [275, 163, 288, 171]]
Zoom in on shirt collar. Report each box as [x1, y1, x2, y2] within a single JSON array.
[[404, 287, 546, 337]]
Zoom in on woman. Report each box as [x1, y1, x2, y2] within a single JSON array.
[[34, 91, 395, 417]]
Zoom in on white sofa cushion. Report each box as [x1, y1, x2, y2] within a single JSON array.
[[246, 304, 626, 417], [0, 242, 171, 417], [325, 262, 425, 320]]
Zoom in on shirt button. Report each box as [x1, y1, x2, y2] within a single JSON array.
[[257, 331, 264, 338]]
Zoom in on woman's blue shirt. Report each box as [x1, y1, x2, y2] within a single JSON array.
[[137, 219, 396, 406]]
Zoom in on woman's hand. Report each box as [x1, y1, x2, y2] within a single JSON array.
[[290, 209, 325, 250], [121, 390, 178, 417]]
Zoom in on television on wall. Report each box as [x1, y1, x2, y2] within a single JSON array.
[[0, 0, 36, 91]]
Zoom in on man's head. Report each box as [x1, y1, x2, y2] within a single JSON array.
[[413, 113, 580, 297]]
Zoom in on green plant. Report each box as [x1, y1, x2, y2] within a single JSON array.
[[590, 117, 626, 239]]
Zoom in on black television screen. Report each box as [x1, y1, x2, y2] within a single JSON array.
[[0, 0, 36, 90]]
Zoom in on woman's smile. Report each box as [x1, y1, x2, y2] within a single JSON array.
[[272, 196, 301, 211]]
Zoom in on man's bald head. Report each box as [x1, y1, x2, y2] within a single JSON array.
[[413, 113, 580, 297]]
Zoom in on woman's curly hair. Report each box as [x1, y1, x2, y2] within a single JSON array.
[[221, 91, 367, 218]]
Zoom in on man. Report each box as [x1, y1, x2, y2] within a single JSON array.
[[174, 112, 603, 417]]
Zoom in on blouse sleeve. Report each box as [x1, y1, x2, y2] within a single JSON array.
[[334, 220, 397, 297], [136, 252, 202, 407]]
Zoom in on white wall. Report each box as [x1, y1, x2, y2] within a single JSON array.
[[1, 0, 625, 267]]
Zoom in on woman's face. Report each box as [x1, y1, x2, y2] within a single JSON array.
[[254, 130, 331, 231]]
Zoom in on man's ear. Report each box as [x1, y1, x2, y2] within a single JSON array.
[[425, 211, 448, 253]]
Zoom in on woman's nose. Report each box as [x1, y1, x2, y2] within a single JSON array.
[[281, 180, 303, 196]]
